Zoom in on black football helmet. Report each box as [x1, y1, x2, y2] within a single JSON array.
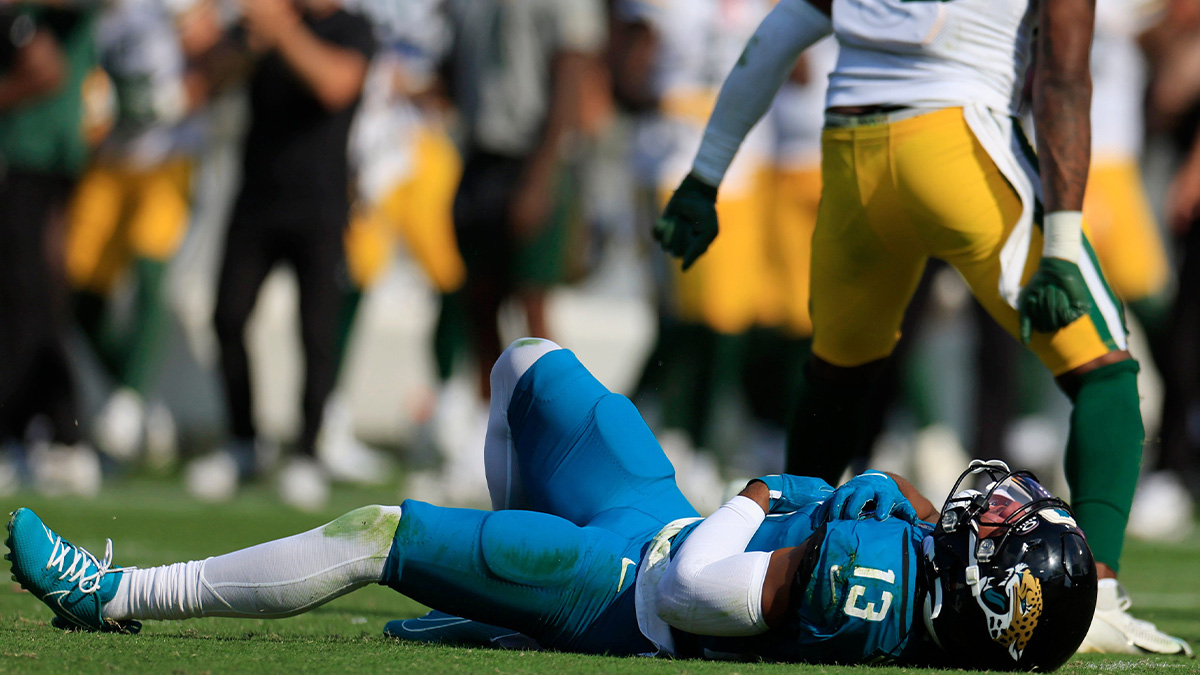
[[922, 460, 1097, 672]]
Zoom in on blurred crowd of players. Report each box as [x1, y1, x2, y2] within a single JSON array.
[[1, 0, 1199, 531]]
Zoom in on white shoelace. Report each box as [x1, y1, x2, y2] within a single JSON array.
[[45, 537, 134, 594]]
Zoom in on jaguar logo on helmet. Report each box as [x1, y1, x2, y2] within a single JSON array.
[[978, 563, 1044, 661]]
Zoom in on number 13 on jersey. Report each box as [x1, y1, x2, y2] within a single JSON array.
[[834, 565, 896, 622]]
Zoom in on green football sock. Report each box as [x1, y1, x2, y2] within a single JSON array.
[[434, 289, 469, 383], [121, 258, 170, 393], [335, 287, 364, 377], [74, 290, 123, 379], [1063, 359, 1143, 573]]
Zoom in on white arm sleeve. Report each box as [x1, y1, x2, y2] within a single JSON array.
[[692, 0, 834, 185], [655, 496, 773, 636]]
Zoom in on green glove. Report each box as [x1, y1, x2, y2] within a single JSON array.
[[1017, 257, 1090, 345], [653, 173, 719, 270]]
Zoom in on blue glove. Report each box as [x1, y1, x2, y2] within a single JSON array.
[[752, 474, 834, 514], [653, 173, 719, 270], [814, 471, 919, 525]]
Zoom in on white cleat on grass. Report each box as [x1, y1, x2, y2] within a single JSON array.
[[184, 451, 240, 503], [1077, 578, 1194, 657], [278, 456, 330, 512], [94, 388, 145, 462]]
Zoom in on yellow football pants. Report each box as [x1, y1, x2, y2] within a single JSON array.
[[67, 159, 192, 294], [345, 127, 466, 293], [1082, 160, 1170, 303], [813, 107, 1124, 376], [662, 168, 772, 335], [760, 166, 821, 338]]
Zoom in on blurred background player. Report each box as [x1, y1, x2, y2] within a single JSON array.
[[1, 0, 102, 496], [619, 0, 773, 504], [442, 0, 606, 407], [65, 0, 206, 469], [1134, 0, 1200, 540], [337, 0, 465, 490], [185, 0, 375, 511]]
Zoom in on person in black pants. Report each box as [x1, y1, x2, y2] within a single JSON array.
[[1, 5, 102, 496], [185, 0, 374, 510]]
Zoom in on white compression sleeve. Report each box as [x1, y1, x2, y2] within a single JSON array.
[[655, 496, 772, 636], [103, 505, 402, 621], [692, 0, 833, 186], [484, 338, 563, 510]]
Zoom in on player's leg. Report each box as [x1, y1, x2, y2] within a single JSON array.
[[786, 120, 928, 482], [501, 343, 700, 531], [65, 163, 128, 377], [484, 338, 698, 527], [380, 501, 652, 654], [921, 113, 1189, 656], [453, 152, 517, 400], [6, 502, 651, 654], [120, 161, 190, 394], [212, 220, 280, 463], [289, 223, 346, 461], [5, 504, 401, 632]]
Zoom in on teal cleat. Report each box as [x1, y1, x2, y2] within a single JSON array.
[[384, 610, 540, 650], [5, 508, 140, 633]]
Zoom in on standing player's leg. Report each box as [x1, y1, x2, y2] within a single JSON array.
[[916, 112, 1190, 656], [786, 119, 929, 483]]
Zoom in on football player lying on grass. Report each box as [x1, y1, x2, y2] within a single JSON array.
[[9, 339, 1100, 671]]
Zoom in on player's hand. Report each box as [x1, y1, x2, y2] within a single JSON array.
[[814, 471, 919, 525], [752, 474, 834, 514], [653, 173, 718, 270], [1017, 257, 1089, 345], [239, 0, 300, 50]]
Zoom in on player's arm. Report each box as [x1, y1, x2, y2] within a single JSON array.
[[1019, 0, 1097, 344], [880, 471, 938, 523], [654, 0, 832, 269], [238, 0, 369, 112], [657, 481, 822, 634]]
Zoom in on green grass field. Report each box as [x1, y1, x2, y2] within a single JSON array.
[[2, 479, 1197, 674]]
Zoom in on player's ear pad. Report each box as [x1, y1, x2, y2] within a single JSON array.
[[480, 511, 589, 586]]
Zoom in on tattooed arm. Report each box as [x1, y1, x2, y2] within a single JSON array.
[[1032, 0, 1096, 215], [1016, 0, 1097, 342]]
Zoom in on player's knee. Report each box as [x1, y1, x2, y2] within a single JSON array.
[[491, 338, 563, 402], [1066, 357, 1140, 405], [478, 511, 586, 586], [321, 505, 403, 547]]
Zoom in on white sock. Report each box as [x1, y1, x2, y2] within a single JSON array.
[[103, 505, 402, 621]]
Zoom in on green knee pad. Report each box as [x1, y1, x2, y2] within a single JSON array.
[[1064, 359, 1142, 572]]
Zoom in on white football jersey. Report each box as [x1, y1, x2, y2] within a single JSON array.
[[95, 0, 193, 165], [826, 0, 1037, 116]]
